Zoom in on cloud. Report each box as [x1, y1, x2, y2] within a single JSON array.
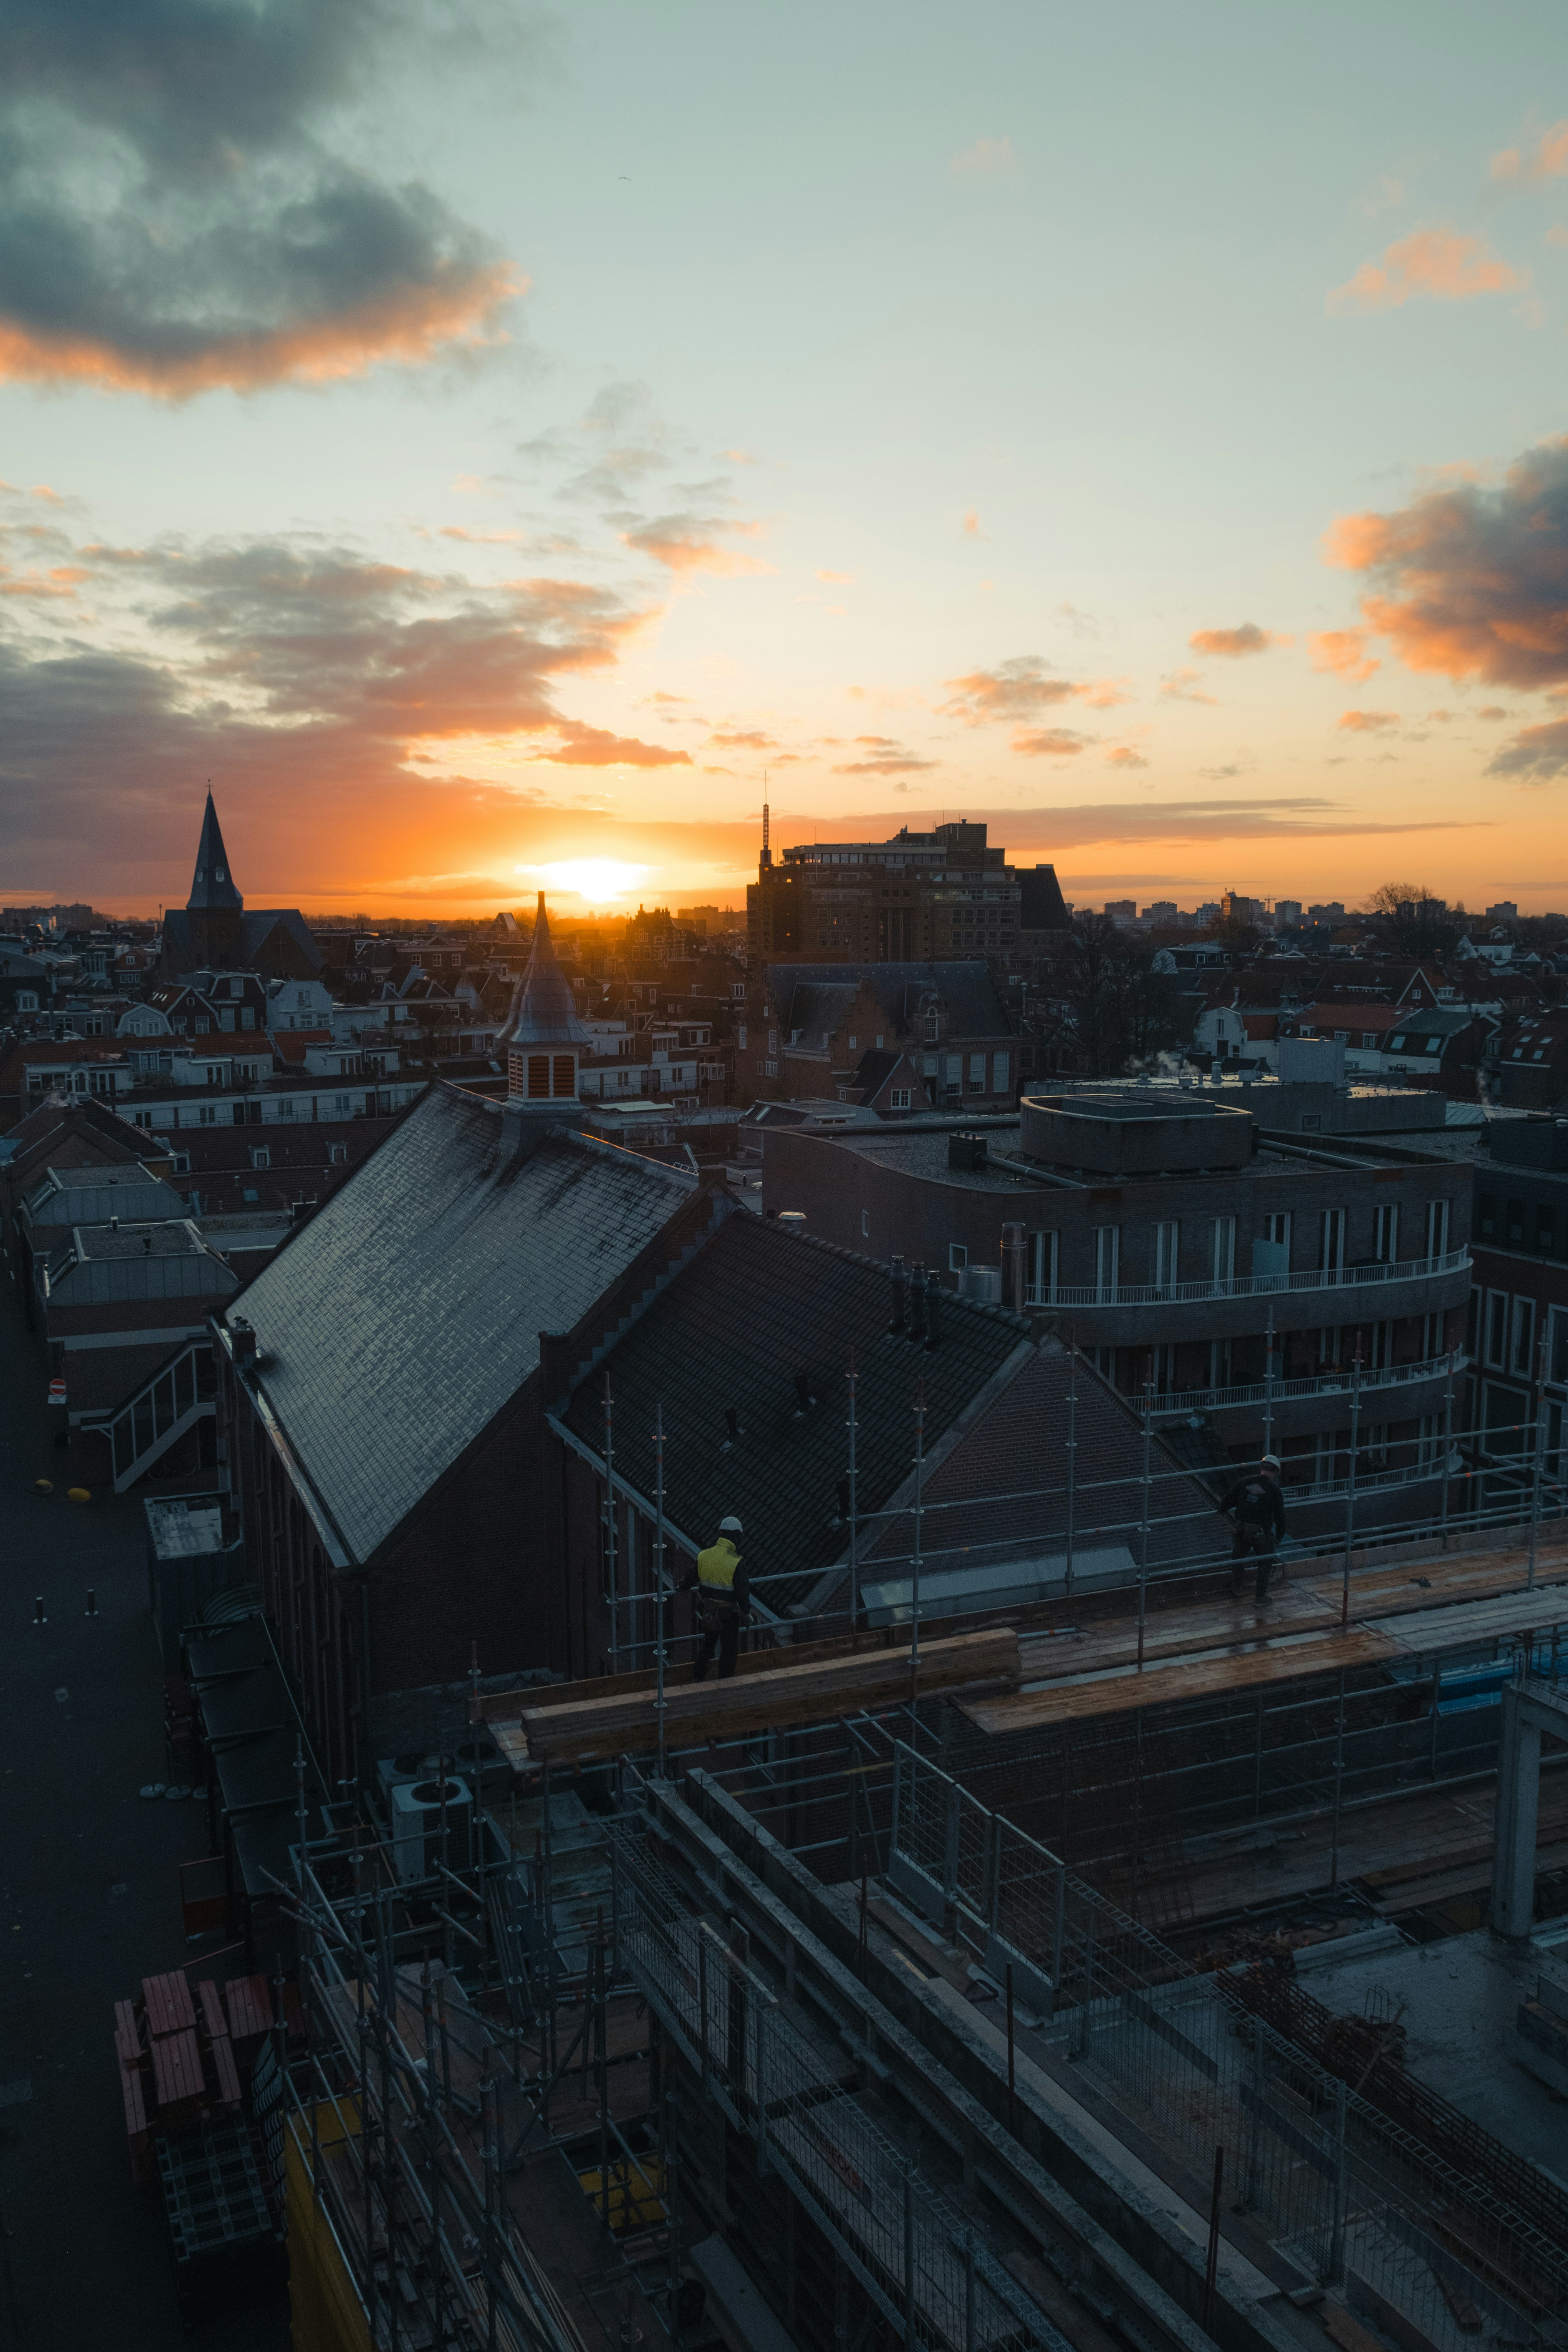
[[1549, 225, 1568, 248], [543, 721, 689, 769], [942, 655, 1075, 723], [1486, 718, 1568, 777], [1359, 173, 1405, 217], [1105, 747, 1148, 770], [1326, 435, 1568, 687], [1337, 708, 1399, 731], [1012, 728, 1089, 758], [1328, 227, 1527, 315], [0, 0, 525, 396], [621, 512, 773, 577], [962, 509, 985, 538], [1188, 623, 1287, 657], [1160, 667, 1216, 704], [831, 735, 936, 775], [816, 568, 854, 584], [1477, 704, 1509, 719], [1492, 123, 1568, 183], [1309, 628, 1380, 682], [705, 730, 778, 750], [949, 135, 1017, 181]]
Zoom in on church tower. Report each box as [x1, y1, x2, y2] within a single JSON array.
[[185, 791, 245, 968], [496, 895, 591, 1108]]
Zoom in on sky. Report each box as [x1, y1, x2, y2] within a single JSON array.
[[5, 1, 1568, 919]]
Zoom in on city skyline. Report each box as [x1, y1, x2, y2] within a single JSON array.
[[5, 2, 1568, 914]]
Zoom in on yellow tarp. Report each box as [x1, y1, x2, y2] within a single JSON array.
[[575, 2155, 666, 2233], [286, 2099, 371, 2352]]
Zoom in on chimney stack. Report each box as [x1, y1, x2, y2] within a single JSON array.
[[908, 1262, 929, 1343], [887, 1255, 907, 1335], [1001, 1222, 1026, 1313]]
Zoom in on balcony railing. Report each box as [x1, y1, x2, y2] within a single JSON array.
[[1038, 1244, 1470, 1313], [1149, 1350, 1466, 1419]]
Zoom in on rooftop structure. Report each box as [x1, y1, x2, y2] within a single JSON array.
[[747, 816, 1050, 962]]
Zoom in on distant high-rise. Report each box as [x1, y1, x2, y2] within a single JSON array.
[[746, 818, 1064, 960]]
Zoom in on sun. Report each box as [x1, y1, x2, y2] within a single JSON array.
[[519, 858, 655, 906]]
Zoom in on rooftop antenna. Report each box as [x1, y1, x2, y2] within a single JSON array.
[[760, 779, 771, 870]]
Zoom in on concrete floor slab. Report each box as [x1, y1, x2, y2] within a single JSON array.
[[1294, 1924, 1568, 2185]]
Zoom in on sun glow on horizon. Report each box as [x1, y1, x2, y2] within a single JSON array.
[[518, 858, 657, 905]]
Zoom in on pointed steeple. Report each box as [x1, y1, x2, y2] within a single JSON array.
[[497, 894, 591, 1049], [188, 791, 243, 913]]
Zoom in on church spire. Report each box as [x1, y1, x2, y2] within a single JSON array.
[[187, 791, 243, 913], [497, 893, 591, 1052]]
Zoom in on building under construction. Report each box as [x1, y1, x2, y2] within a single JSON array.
[[226, 1487, 1568, 2352]]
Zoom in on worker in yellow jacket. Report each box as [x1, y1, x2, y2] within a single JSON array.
[[682, 1516, 751, 1681]]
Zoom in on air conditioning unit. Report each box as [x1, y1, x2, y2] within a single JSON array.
[[389, 1776, 473, 1885]]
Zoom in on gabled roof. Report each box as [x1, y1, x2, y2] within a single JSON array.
[[767, 961, 1012, 1041], [559, 1217, 1032, 1604], [229, 1083, 697, 1563]]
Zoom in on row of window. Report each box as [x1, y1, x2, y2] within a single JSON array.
[[958, 1202, 1455, 1300], [1472, 1288, 1568, 1384], [1475, 1192, 1568, 1255]]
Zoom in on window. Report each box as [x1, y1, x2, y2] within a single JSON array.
[[1361, 1032, 1379, 1049], [968, 1052, 985, 1093], [1093, 1224, 1120, 1301], [1261, 1209, 1292, 1254], [218, 1008, 235, 1032], [993, 1049, 1010, 1093], [949, 1243, 969, 1272], [242, 1187, 258, 1204], [1369, 1318, 1394, 1370], [1151, 1343, 1177, 1394], [1211, 1214, 1237, 1285], [198, 1105, 216, 1125], [1373, 1201, 1399, 1264], [15, 990, 36, 1012], [328, 1143, 348, 1166], [1425, 1198, 1450, 1259], [1333, 1029, 1349, 1044], [764, 1060, 778, 1077], [1152, 1219, 1180, 1294], [171, 1151, 190, 1174], [737, 1024, 747, 1049], [249, 1146, 270, 1171], [1424, 1037, 1441, 1054], [1319, 1207, 1346, 1275], [1477, 1191, 1496, 1239], [1209, 1337, 1232, 1388], [848, 1035, 857, 1050], [890, 1087, 912, 1110], [333, 1093, 351, 1113], [1485, 1290, 1508, 1369], [1025, 1231, 1057, 1305], [925, 1010, 940, 1041], [1511, 1295, 1536, 1379], [1300, 1113, 1322, 1132]]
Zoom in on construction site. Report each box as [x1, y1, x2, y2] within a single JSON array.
[[100, 1414, 1568, 2352]]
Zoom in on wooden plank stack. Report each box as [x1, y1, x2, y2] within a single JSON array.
[[516, 1625, 1021, 1766], [112, 1968, 260, 2187]]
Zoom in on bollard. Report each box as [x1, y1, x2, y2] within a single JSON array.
[[84, 1589, 98, 1618], [33, 1595, 46, 1625]]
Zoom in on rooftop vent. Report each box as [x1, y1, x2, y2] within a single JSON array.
[[949, 1131, 988, 1172]]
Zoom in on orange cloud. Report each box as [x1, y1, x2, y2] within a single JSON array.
[[1188, 623, 1287, 657], [1327, 228, 1526, 313], [1105, 746, 1148, 769], [1492, 123, 1568, 182], [1013, 728, 1089, 757], [1338, 709, 1399, 732], [0, 262, 522, 398], [816, 568, 855, 583], [705, 730, 778, 750], [962, 509, 984, 538], [1309, 628, 1380, 682], [831, 735, 936, 775], [1159, 667, 1216, 704], [541, 722, 689, 768], [1325, 436, 1568, 688], [0, 564, 88, 599], [621, 513, 773, 577]]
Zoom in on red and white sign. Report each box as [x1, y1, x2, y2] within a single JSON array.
[[47, 1378, 66, 1407]]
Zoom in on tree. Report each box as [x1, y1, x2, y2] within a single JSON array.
[[1363, 883, 1460, 957], [1047, 914, 1186, 1076]]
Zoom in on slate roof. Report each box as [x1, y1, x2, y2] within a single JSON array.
[[229, 1082, 696, 1564], [159, 907, 324, 975], [864, 1347, 1223, 1578], [559, 1215, 1032, 1612], [768, 961, 1013, 1042]]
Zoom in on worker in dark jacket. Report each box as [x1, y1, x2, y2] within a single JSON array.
[[682, 1516, 751, 1680], [1219, 1456, 1286, 1601]]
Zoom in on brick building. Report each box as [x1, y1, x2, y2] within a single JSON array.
[[740, 961, 1016, 1111], [746, 815, 1024, 962], [215, 1080, 722, 1791]]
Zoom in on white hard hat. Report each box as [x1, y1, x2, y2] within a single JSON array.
[[1261, 1454, 1281, 1471], [719, 1514, 743, 1534]]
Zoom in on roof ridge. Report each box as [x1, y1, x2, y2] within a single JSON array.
[[763, 1217, 1036, 1334]]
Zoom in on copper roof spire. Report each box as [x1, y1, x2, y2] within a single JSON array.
[[497, 893, 591, 1048]]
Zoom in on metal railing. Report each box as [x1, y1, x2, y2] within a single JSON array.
[[86, 1338, 216, 1491], [887, 1744, 1568, 2339], [1150, 1352, 1465, 1419], [1043, 1246, 1470, 1312], [613, 1808, 1039, 2352]]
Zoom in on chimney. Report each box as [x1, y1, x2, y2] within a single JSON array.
[[887, 1255, 907, 1335], [908, 1262, 929, 1343], [924, 1281, 941, 1351], [228, 1316, 257, 1375], [1001, 1222, 1026, 1313]]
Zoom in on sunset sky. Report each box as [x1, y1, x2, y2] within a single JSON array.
[[6, 1, 1568, 917]]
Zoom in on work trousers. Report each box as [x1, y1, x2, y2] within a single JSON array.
[[1230, 1526, 1276, 1602], [694, 1603, 740, 1681]]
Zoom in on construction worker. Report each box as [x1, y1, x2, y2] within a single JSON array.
[[684, 1516, 751, 1680], [1219, 1455, 1286, 1603]]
